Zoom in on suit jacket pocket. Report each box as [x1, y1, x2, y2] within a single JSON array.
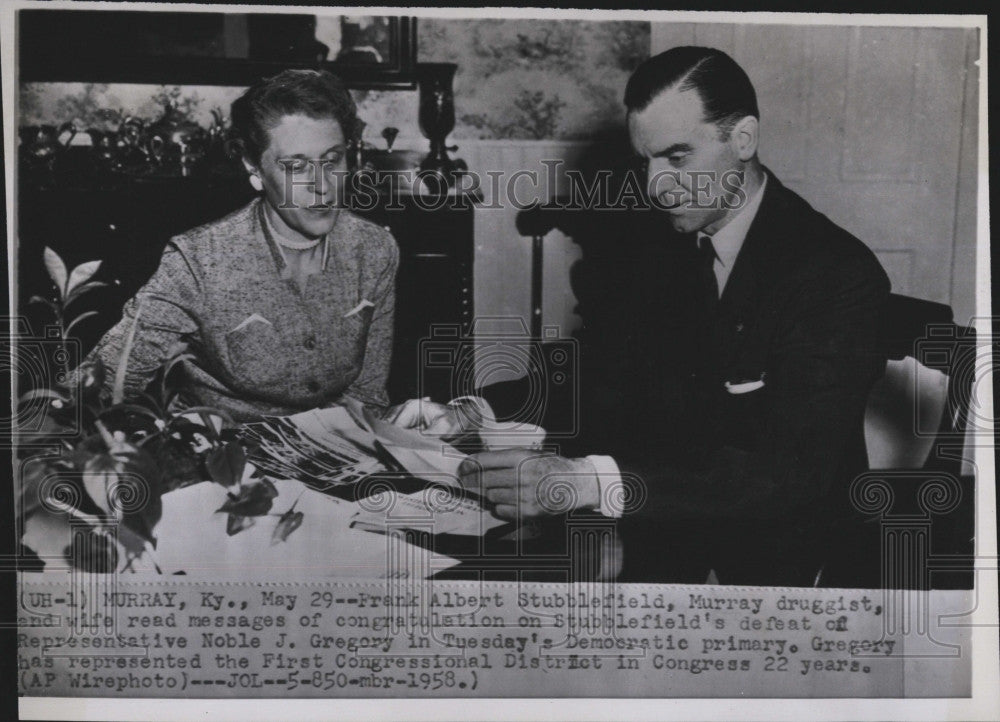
[[224, 323, 287, 386], [721, 380, 770, 451]]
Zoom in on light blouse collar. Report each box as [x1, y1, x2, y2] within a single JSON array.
[[256, 200, 330, 272]]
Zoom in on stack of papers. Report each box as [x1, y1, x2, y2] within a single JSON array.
[[239, 402, 468, 490], [238, 401, 505, 539], [240, 408, 385, 489]]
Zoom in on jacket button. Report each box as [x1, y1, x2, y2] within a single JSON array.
[[303, 335, 317, 350], [307, 381, 320, 393]]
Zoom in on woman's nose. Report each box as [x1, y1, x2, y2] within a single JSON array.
[[313, 160, 344, 199], [301, 167, 332, 205]]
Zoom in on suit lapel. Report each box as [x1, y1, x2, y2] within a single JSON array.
[[715, 171, 795, 374], [720, 172, 789, 308]]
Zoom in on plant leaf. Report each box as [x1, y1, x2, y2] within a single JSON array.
[[71, 359, 106, 400], [271, 509, 304, 545], [112, 297, 144, 405], [215, 478, 277, 517], [28, 295, 59, 315], [119, 448, 165, 533], [162, 353, 196, 379], [43, 247, 68, 298], [164, 387, 181, 413], [66, 260, 102, 296], [198, 411, 220, 442], [137, 391, 165, 416], [117, 523, 153, 558], [81, 456, 117, 517], [159, 352, 197, 406], [174, 406, 233, 433], [18, 388, 70, 406], [14, 415, 76, 444], [145, 436, 202, 491], [65, 280, 109, 307], [66, 529, 118, 573], [17, 456, 59, 520], [109, 403, 162, 421], [93, 418, 118, 451], [206, 441, 246, 488], [226, 514, 255, 536], [65, 311, 99, 337]]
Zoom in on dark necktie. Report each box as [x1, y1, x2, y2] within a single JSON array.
[[696, 234, 719, 312]]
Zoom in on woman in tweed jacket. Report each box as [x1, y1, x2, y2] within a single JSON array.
[[86, 70, 398, 424]]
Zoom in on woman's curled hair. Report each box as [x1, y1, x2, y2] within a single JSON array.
[[229, 68, 359, 165]]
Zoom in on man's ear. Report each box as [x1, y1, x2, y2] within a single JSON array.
[[730, 115, 759, 162]]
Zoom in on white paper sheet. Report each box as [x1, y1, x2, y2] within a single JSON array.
[[152, 480, 461, 578], [351, 490, 509, 537]]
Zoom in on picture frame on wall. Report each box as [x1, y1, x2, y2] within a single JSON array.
[[18, 9, 418, 89]]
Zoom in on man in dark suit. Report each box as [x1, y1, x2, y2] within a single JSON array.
[[458, 46, 890, 587]]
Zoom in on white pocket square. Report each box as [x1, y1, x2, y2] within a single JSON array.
[[344, 299, 375, 318], [725, 379, 766, 394], [231, 313, 273, 332]]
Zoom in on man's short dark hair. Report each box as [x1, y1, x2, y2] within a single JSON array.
[[624, 46, 759, 140]]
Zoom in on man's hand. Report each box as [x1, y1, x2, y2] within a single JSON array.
[[459, 450, 601, 521]]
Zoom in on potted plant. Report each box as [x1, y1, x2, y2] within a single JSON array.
[[16, 248, 301, 573]]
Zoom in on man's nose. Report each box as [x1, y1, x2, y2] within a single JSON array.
[[647, 163, 680, 202]]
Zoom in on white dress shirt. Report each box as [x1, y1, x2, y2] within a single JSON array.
[[698, 172, 769, 297], [587, 171, 769, 518]]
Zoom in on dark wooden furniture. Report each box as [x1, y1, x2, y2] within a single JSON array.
[[16, 166, 476, 403], [19, 10, 417, 89], [359, 193, 476, 401]]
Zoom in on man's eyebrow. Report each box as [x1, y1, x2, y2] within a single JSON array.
[[652, 143, 693, 157]]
